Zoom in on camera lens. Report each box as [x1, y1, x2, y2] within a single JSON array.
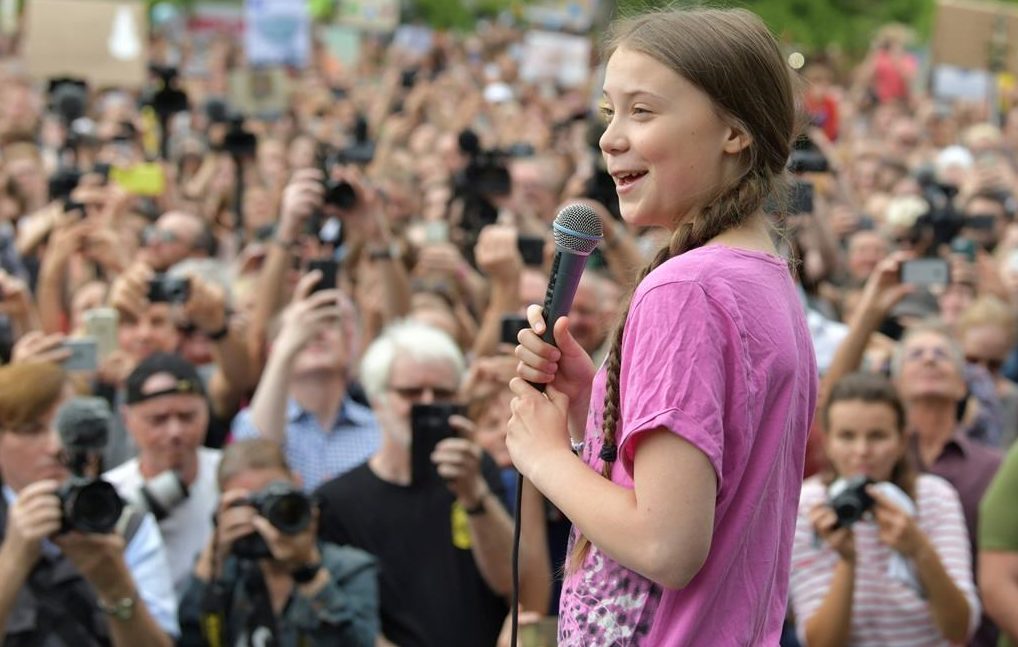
[[264, 492, 311, 534], [324, 180, 357, 210], [64, 479, 124, 534]]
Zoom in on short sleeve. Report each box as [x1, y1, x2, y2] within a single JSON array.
[[980, 442, 1018, 550], [617, 281, 741, 484]]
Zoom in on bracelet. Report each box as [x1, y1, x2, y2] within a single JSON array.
[[464, 492, 490, 516]]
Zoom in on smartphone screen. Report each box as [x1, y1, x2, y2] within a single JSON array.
[[410, 403, 465, 486], [83, 307, 118, 361], [517, 235, 545, 267], [308, 258, 339, 294], [900, 258, 950, 287], [500, 314, 529, 346], [62, 338, 98, 372]]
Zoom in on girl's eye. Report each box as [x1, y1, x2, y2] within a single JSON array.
[[598, 106, 614, 122]]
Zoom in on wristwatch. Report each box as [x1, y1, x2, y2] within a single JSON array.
[[98, 593, 136, 621], [465, 493, 490, 516]]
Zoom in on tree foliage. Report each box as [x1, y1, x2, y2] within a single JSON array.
[[613, 0, 1018, 57]]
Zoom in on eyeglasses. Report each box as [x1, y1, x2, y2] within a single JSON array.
[[388, 385, 458, 402], [904, 346, 953, 364], [966, 356, 1004, 374]]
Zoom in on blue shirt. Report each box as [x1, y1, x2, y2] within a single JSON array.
[[231, 396, 380, 491], [2, 486, 180, 638]]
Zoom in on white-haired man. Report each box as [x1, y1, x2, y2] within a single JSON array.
[[315, 320, 550, 647]]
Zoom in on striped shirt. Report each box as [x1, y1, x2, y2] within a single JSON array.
[[231, 396, 379, 492], [789, 474, 980, 647]]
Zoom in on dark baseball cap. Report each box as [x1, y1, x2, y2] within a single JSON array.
[[125, 353, 206, 405]]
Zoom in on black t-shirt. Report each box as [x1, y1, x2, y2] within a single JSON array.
[[315, 458, 508, 647]]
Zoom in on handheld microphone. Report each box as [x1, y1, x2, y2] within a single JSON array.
[[539, 203, 604, 348]]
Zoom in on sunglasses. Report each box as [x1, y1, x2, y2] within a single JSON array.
[[388, 385, 458, 402]]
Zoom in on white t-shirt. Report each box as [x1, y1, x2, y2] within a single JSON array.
[[105, 447, 222, 595]]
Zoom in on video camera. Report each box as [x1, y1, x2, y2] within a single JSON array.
[[913, 168, 965, 249], [230, 482, 313, 560]]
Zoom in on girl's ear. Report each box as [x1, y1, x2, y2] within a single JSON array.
[[723, 125, 753, 155]]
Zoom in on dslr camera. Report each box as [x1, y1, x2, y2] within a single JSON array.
[[57, 477, 124, 534], [829, 475, 875, 529], [230, 482, 313, 559]]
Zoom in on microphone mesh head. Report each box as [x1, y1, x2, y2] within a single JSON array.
[[56, 397, 112, 451], [553, 203, 604, 256]]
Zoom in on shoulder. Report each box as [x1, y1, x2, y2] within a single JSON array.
[[916, 473, 962, 506], [316, 463, 372, 501], [199, 447, 223, 470], [320, 542, 377, 575], [343, 396, 378, 426], [798, 476, 828, 509]]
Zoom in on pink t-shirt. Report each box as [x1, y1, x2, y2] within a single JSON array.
[[558, 245, 818, 646]]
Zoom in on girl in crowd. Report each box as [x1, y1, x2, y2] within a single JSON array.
[[790, 372, 978, 646]]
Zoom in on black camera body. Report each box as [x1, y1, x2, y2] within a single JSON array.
[[231, 482, 313, 560], [147, 275, 191, 304], [830, 475, 875, 529], [57, 476, 124, 534]]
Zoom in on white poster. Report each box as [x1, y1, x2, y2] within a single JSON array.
[[335, 0, 400, 33], [933, 64, 992, 102], [519, 30, 592, 89], [244, 0, 311, 68]]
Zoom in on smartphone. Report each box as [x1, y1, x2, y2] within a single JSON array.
[[424, 221, 449, 244], [83, 307, 118, 361], [965, 214, 997, 231], [500, 314, 529, 346], [147, 275, 191, 304], [308, 258, 339, 294], [62, 338, 98, 372], [900, 258, 950, 287], [410, 403, 465, 486], [110, 162, 166, 197], [517, 235, 545, 267], [789, 180, 815, 214]]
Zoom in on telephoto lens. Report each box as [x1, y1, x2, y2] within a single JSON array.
[[230, 482, 313, 560], [250, 482, 312, 534], [829, 475, 876, 529], [57, 477, 125, 534]]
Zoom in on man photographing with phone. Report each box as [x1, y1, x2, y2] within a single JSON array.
[[314, 320, 550, 647]]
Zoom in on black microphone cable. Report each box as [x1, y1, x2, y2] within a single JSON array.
[[510, 203, 603, 646]]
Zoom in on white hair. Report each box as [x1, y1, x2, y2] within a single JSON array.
[[359, 320, 466, 403]]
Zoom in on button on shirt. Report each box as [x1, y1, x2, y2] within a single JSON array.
[[231, 396, 379, 492]]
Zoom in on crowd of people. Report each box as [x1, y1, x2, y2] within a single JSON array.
[[0, 3, 1013, 646]]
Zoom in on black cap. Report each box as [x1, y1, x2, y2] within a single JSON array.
[[125, 353, 206, 405]]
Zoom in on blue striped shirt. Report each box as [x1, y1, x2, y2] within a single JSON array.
[[231, 396, 380, 491]]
